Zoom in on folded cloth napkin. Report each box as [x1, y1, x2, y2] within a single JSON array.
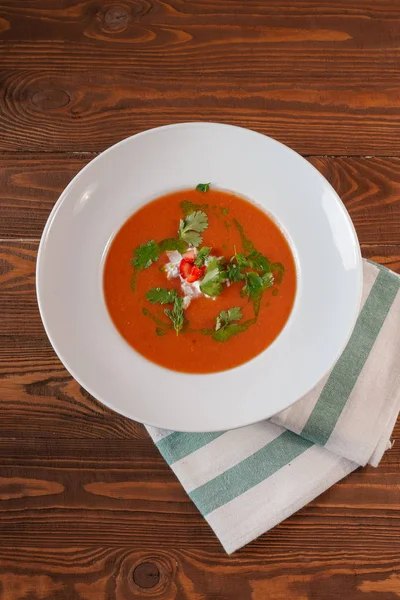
[[146, 260, 400, 553]]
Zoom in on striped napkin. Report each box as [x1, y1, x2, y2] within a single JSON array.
[[146, 260, 400, 553]]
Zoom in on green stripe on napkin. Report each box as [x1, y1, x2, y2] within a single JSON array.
[[301, 267, 400, 445], [147, 260, 400, 553], [157, 431, 224, 464], [189, 430, 313, 514]]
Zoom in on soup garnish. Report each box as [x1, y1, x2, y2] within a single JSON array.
[[103, 185, 296, 373]]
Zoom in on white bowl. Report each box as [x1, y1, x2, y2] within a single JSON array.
[[37, 123, 362, 432]]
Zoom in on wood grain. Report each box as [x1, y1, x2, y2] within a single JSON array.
[[0, 546, 398, 600], [1, 0, 400, 80], [1, 0, 400, 596], [2, 155, 400, 244], [0, 436, 399, 546], [3, 71, 400, 155], [2, 0, 400, 154]]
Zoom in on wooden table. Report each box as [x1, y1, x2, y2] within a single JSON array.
[[1, 1, 400, 598]]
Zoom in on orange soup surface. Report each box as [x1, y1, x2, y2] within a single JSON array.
[[104, 188, 296, 373]]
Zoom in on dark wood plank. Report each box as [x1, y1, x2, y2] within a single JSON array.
[[0, 241, 399, 441], [1, 0, 400, 153], [2, 71, 400, 155], [0, 154, 92, 238], [0, 544, 399, 600], [1, 0, 400, 595], [1, 0, 400, 80], [2, 156, 400, 243], [0, 436, 399, 550]]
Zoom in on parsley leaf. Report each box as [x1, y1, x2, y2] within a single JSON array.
[[178, 210, 208, 247], [226, 261, 246, 283], [164, 296, 185, 335], [247, 250, 271, 274], [220, 207, 229, 215], [159, 238, 187, 253], [196, 182, 211, 192], [235, 253, 248, 268], [131, 240, 159, 270], [261, 272, 274, 289], [146, 287, 177, 305], [180, 200, 209, 216], [199, 257, 226, 297], [215, 307, 243, 331], [130, 240, 160, 290], [243, 271, 274, 316], [194, 246, 211, 267], [242, 271, 264, 298], [212, 318, 257, 342]]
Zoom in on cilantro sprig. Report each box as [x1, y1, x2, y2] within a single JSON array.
[[200, 257, 226, 297], [130, 240, 160, 290], [131, 240, 159, 271], [212, 307, 256, 342], [146, 288, 177, 305], [195, 246, 211, 267], [165, 296, 185, 335], [196, 182, 210, 192], [215, 307, 242, 331], [178, 210, 208, 247], [145, 287, 184, 335], [131, 192, 285, 343]]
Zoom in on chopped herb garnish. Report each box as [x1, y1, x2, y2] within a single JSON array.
[[130, 189, 285, 345], [131, 240, 159, 270], [180, 200, 209, 216], [199, 257, 226, 297], [159, 238, 187, 253], [196, 182, 211, 193], [165, 296, 185, 335], [234, 250, 248, 268], [272, 262, 285, 284], [130, 271, 138, 291], [261, 272, 274, 289], [194, 246, 211, 267], [233, 218, 254, 253], [252, 293, 262, 317], [247, 250, 271, 274], [212, 318, 256, 342], [146, 287, 177, 305], [243, 271, 265, 298], [130, 240, 160, 290], [215, 307, 243, 331], [242, 270, 274, 315], [142, 307, 172, 329], [226, 261, 245, 283], [200, 327, 214, 336], [178, 210, 208, 247]]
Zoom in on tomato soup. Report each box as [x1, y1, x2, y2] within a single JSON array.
[[103, 186, 296, 373]]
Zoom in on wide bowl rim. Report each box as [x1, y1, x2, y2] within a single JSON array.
[[36, 122, 363, 432]]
